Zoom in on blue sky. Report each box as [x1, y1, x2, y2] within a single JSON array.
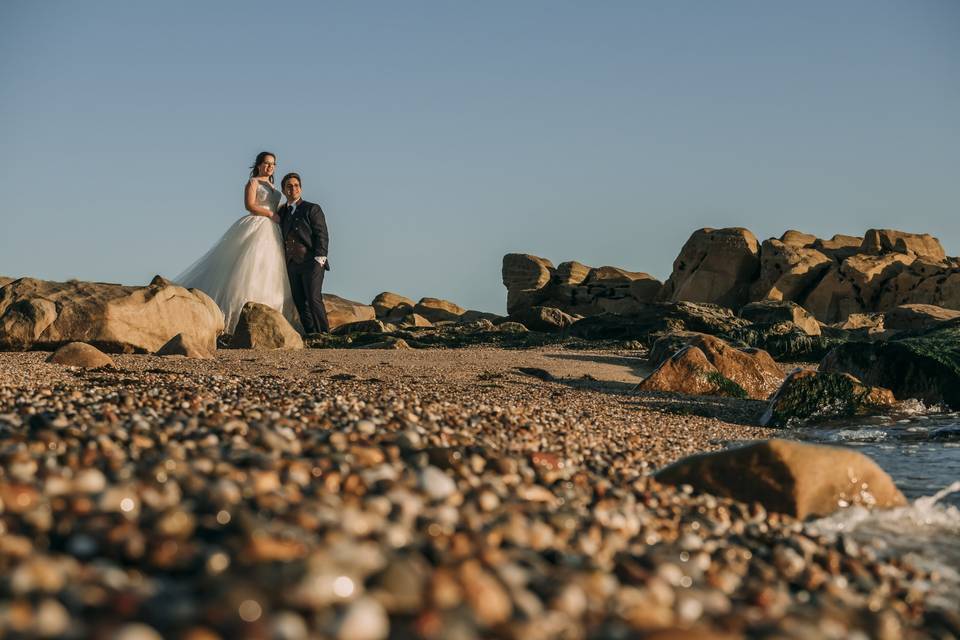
[[2, 1, 958, 313]]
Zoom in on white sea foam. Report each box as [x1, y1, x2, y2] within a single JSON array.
[[808, 481, 960, 609]]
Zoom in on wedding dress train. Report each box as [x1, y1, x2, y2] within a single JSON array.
[[175, 180, 299, 333]]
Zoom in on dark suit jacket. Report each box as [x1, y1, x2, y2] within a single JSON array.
[[279, 199, 331, 271]]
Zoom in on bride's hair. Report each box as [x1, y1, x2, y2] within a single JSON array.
[[249, 151, 276, 183]]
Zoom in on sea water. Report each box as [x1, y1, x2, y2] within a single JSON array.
[[790, 412, 960, 608]]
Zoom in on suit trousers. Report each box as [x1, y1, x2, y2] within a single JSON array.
[[288, 263, 329, 333]]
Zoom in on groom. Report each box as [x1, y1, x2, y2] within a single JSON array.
[[279, 172, 331, 333]]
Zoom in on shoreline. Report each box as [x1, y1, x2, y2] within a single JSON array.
[[0, 348, 956, 638]]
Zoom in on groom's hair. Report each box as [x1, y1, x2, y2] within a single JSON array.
[[281, 172, 301, 189]]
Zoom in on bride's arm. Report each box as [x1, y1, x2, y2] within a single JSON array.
[[244, 179, 274, 217]]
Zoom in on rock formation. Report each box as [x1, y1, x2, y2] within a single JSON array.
[[324, 294, 376, 330], [502, 254, 662, 318], [47, 342, 115, 368], [505, 226, 958, 327], [655, 439, 906, 518], [232, 302, 304, 350], [761, 370, 896, 427], [0, 276, 223, 353]]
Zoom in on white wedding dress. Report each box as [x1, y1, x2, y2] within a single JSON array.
[[176, 180, 299, 333]]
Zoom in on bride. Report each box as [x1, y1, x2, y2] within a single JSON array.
[[176, 151, 299, 333]]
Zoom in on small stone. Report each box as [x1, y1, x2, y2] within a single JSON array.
[[336, 597, 389, 640], [418, 466, 457, 501]]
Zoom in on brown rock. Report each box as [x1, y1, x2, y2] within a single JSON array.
[[156, 333, 215, 358], [779, 230, 817, 248], [861, 229, 946, 262], [740, 301, 821, 336], [750, 239, 832, 303], [413, 298, 465, 323], [232, 302, 304, 349], [655, 439, 907, 518], [813, 234, 863, 261], [0, 277, 223, 353], [658, 227, 760, 310], [371, 292, 415, 319], [510, 306, 575, 332], [685, 334, 784, 399], [553, 261, 591, 285], [397, 313, 433, 328], [628, 275, 663, 303], [360, 337, 411, 349], [502, 254, 554, 314], [47, 342, 115, 368], [0, 276, 13, 289], [324, 294, 376, 330], [585, 266, 654, 283], [0, 298, 58, 350], [636, 346, 743, 398], [882, 304, 960, 332]]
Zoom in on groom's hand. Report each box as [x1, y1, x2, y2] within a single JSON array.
[[315, 256, 327, 267]]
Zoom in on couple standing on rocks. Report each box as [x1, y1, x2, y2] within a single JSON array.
[[176, 151, 331, 336]]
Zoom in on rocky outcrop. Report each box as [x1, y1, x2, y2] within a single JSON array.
[[635, 346, 748, 398], [509, 306, 575, 332], [502, 254, 554, 314], [739, 301, 820, 336], [658, 228, 760, 310], [820, 318, 960, 409], [0, 276, 13, 289], [371, 292, 414, 319], [655, 439, 906, 518], [324, 294, 376, 330], [749, 238, 831, 303], [47, 342, 115, 368], [156, 333, 215, 359], [0, 277, 223, 353], [502, 254, 662, 318], [761, 370, 896, 427], [413, 298, 466, 323], [232, 302, 304, 350], [569, 302, 748, 343], [644, 333, 782, 400], [882, 304, 960, 332], [860, 229, 946, 262], [505, 227, 957, 330]]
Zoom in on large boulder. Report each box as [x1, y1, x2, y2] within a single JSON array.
[[658, 228, 760, 310], [813, 234, 862, 262], [413, 297, 466, 323], [682, 334, 783, 400], [803, 254, 914, 323], [502, 254, 553, 314], [819, 318, 960, 409], [324, 294, 376, 330], [569, 302, 748, 343], [371, 292, 414, 319], [779, 230, 818, 248], [0, 277, 223, 353], [739, 301, 820, 336], [860, 229, 946, 263], [635, 346, 748, 398], [553, 261, 591, 286], [510, 306, 575, 332], [655, 439, 906, 518], [750, 239, 832, 303], [760, 370, 896, 427], [882, 304, 960, 332], [232, 302, 304, 349], [156, 333, 215, 358], [47, 342, 115, 368]]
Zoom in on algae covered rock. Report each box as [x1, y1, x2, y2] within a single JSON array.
[[819, 318, 960, 409], [635, 346, 749, 399], [761, 370, 896, 427], [655, 439, 906, 518]]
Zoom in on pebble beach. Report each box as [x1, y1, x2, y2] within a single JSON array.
[[1, 347, 957, 639]]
